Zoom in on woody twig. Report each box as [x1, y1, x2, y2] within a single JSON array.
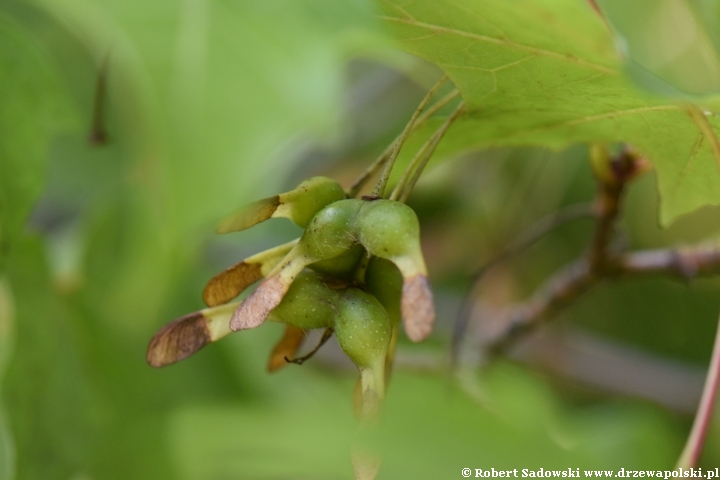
[[457, 145, 720, 354]]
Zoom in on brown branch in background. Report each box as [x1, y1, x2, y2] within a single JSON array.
[[451, 203, 596, 363], [88, 53, 110, 145], [480, 239, 720, 353], [587, 145, 637, 272], [459, 214, 720, 354], [457, 146, 661, 356], [454, 142, 720, 463]]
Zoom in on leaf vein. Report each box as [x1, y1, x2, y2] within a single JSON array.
[[380, 15, 618, 75], [667, 133, 704, 204], [482, 105, 681, 141], [685, 105, 720, 171]]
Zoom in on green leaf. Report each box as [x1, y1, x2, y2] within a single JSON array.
[[0, 12, 69, 272], [380, 0, 720, 225], [33, 0, 383, 239]]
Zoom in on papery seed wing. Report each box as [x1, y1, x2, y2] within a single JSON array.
[[147, 302, 239, 367], [202, 240, 298, 307], [215, 196, 281, 234]]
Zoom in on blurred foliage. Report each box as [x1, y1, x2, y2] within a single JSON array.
[[1, 0, 720, 479], [596, 0, 720, 98]]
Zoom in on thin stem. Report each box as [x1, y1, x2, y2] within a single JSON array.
[[487, 203, 596, 274], [391, 101, 465, 202], [347, 89, 460, 198], [284, 328, 333, 365], [587, 151, 633, 272], [370, 75, 448, 198], [417, 89, 461, 125], [676, 312, 720, 468], [89, 53, 110, 145]]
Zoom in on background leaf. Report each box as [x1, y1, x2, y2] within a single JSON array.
[[595, 0, 720, 98], [0, 11, 72, 273]]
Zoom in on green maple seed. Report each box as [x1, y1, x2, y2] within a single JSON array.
[[334, 288, 391, 371], [356, 200, 435, 343], [310, 244, 365, 279], [266, 270, 338, 330], [364, 257, 401, 325], [334, 288, 391, 421], [215, 176, 345, 234], [202, 239, 297, 307], [146, 301, 239, 367], [229, 199, 363, 331], [300, 198, 363, 259], [276, 176, 347, 228], [229, 198, 436, 341], [364, 257, 402, 383], [148, 271, 336, 368]]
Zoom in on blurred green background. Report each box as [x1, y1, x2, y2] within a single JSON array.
[[1, 0, 720, 479]]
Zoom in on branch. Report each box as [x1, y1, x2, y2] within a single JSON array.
[[587, 145, 637, 272], [478, 242, 720, 352], [458, 146, 662, 354], [451, 202, 596, 364]]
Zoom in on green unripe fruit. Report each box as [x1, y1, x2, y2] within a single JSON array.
[[276, 176, 346, 228], [364, 257, 402, 326], [216, 176, 345, 233], [357, 200, 421, 260], [231, 198, 435, 343], [310, 244, 365, 279], [268, 271, 338, 330], [231, 200, 362, 332], [364, 257, 403, 386], [355, 199, 435, 343], [333, 288, 391, 369], [333, 288, 391, 422], [300, 198, 362, 260]]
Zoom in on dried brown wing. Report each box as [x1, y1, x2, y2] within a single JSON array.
[[202, 261, 262, 307], [229, 253, 309, 331], [147, 312, 211, 367], [147, 303, 237, 367], [229, 275, 288, 331], [202, 239, 297, 307], [401, 274, 435, 342]]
